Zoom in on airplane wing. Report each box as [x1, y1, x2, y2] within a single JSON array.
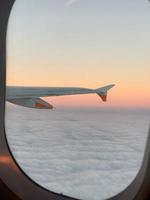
[[6, 84, 115, 109]]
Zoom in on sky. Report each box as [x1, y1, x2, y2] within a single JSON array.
[[6, 0, 150, 108]]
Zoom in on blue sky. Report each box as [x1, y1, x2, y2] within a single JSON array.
[[7, 0, 150, 107]]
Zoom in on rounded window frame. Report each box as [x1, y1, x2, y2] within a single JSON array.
[[0, 0, 150, 199]]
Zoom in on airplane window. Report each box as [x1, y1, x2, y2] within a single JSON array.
[[5, 0, 150, 200]]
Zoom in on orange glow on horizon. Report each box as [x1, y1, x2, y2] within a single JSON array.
[[44, 92, 150, 109]]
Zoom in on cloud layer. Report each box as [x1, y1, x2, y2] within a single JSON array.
[[5, 105, 149, 200]]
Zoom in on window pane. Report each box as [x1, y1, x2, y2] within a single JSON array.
[[5, 1, 150, 200]]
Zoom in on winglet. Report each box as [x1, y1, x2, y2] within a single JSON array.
[[95, 84, 115, 102]]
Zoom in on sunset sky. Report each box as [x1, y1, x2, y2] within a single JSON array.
[[7, 0, 150, 108]]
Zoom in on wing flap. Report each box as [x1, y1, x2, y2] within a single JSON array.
[[7, 98, 53, 109]]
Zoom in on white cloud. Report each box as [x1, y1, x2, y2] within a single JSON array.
[[6, 105, 148, 200], [65, 0, 80, 7]]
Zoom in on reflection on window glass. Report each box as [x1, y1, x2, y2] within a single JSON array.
[[5, 0, 150, 200]]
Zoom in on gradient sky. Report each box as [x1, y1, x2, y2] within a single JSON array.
[[7, 0, 150, 108]]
